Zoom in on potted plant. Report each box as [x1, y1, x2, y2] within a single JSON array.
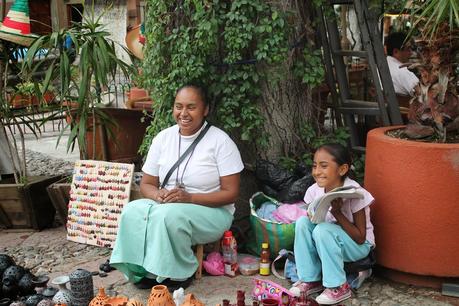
[[21, 3, 144, 162], [0, 94, 62, 229], [21, 3, 151, 220], [364, 0, 459, 287], [8, 82, 56, 109]]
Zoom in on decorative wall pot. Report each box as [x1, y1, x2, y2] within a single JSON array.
[[51, 276, 72, 306], [69, 269, 93, 306], [89, 288, 109, 306], [147, 285, 174, 306], [365, 126, 459, 288]]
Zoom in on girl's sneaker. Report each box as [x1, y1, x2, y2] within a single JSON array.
[[315, 282, 351, 305], [289, 280, 324, 296]]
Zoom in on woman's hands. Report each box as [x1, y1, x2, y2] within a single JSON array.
[[160, 187, 192, 204]]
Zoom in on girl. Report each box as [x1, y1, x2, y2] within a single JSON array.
[[292, 143, 374, 305]]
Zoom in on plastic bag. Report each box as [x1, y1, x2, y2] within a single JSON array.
[[255, 159, 314, 203]]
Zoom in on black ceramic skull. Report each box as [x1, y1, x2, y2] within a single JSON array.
[[18, 272, 36, 296], [0, 255, 15, 279], [2, 265, 26, 285]]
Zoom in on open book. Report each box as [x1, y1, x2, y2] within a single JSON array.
[[307, 186, 364, 224]]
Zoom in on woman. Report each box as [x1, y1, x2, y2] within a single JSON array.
[[110, 85, 244, 290]]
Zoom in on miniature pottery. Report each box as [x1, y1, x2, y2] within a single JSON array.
[[147, 285, 174, 306], [52, 276, 72, 306], [89, 288, 109, 306], [0, 255, 15, 277], [69, 269, 94, 306], [41, 287, 58, 298], [31, 275, 49, 288], [18, 272, 37, 296], [25, 294, 44, 306], [126, 299, 144, 306], [104, 296, 128, 306], [180, 294, 204, 306], [36, 299, 53, 306]]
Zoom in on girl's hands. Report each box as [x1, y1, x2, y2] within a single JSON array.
[[330, 197, 343, 215], [162, 188, 192, 203]]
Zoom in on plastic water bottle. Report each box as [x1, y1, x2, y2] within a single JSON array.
[[221, 230, 238, 277]]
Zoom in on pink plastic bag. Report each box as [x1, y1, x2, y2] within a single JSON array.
[[272, 203, 308, 223], [202, 251, 224, 276]]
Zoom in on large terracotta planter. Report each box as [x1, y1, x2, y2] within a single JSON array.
[[72, 108, 151, 164], [365, 126, 459, 287]]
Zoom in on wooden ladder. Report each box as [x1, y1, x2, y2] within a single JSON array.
[[316, 0, 403, 150]]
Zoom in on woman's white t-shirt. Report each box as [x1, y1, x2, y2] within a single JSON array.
[[142, 122, 244, 214]]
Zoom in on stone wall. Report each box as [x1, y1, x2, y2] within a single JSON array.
[[86, 0, 131, 64]]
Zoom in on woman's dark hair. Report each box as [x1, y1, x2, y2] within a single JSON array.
[[316, 143, 352, 178], [176, 83, 209, 106]]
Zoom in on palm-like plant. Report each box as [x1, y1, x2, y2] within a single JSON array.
[[404, 0, 459, 141], [21, 3, 135, 158]]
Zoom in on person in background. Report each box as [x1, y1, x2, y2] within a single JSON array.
[[291, 143, 375, 305], [110, 84, 244, 292], [385, 31, 419, 97]]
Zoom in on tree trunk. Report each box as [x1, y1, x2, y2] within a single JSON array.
[[255, 0, 317, 162]]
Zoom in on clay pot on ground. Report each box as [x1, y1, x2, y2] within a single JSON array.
[[51, 276, 72, 306], [126, 299, 144, 306], [365, 126, 459, 288], [89, 288, 109, 306], [147, 285, 174, 306], [180, 294, 204, 306], [69, 268, 93, 306], [104, 296, 129, 306], [25, 294, 44, 306]]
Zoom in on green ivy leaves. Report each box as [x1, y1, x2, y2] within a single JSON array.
[[141, 0, 325, 157]]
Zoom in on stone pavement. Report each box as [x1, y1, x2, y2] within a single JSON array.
[[1, 226, 458, 306], [1, 125, 459, 305]]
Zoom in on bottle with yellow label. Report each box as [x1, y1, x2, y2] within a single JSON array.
[[259, 242, 270, 275]]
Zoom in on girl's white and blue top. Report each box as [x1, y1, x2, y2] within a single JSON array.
[[304, 177, 375, 246]]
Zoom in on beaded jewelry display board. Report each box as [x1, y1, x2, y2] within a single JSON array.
[[66, 160, 134, 248]]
